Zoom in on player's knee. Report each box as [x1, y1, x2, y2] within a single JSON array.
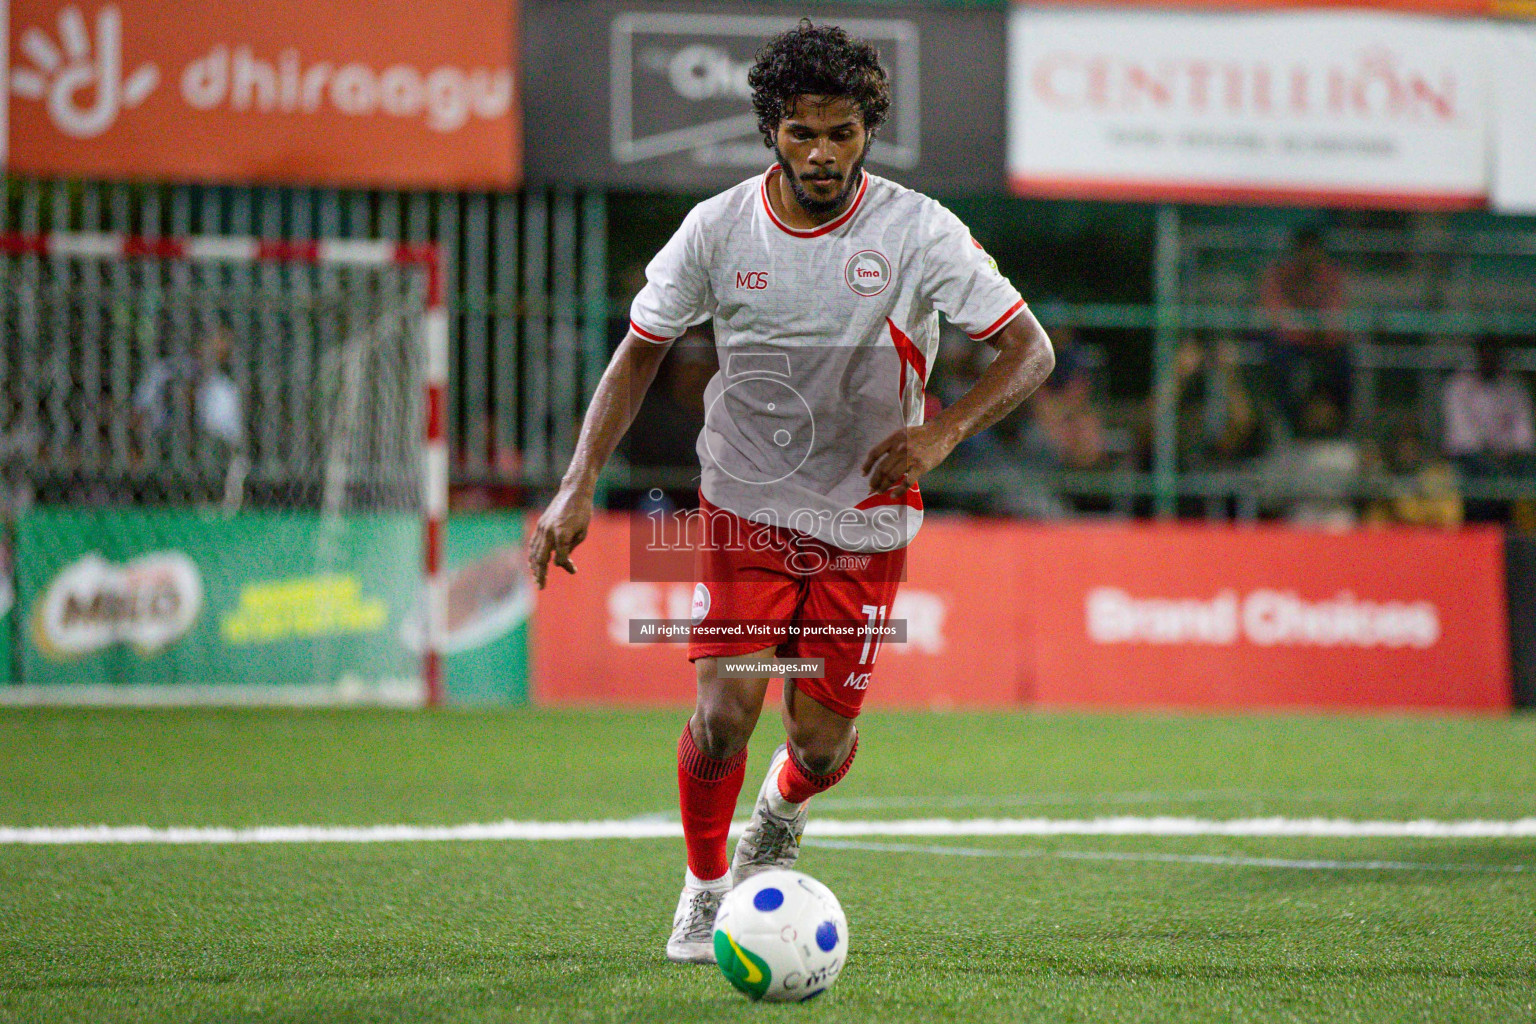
[[787, 724, 854, 776], [692, 693, 754, 759], [792, 745, 843, 777]]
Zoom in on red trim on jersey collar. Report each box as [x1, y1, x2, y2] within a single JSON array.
[[760, 166, 868, 238], [967, 299, 1027, 342]]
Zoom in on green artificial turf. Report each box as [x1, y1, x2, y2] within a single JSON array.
[[1, 707, 1533, 1022]]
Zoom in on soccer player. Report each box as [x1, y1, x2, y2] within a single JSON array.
[[528, 20, 1055, 963]]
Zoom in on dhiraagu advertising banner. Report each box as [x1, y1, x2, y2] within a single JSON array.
[[11, 507, 528, 704]]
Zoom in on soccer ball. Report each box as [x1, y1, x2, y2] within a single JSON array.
[[712, 869, 848, 1003]]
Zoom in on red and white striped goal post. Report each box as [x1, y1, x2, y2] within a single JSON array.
[[0, 231, 451, 708]]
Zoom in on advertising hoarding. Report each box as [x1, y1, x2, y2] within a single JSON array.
[[0, 531, 10, 687], [1491, 26, 1536, 214], [10, 508, 529, 704], [533, 512, 1023, 708], [532, 513, 1509, 713], [3, 0, 520, 188], [1019, 523, 1509, 712], [1008, 9, 1496, 208], [524, 0, 1006, 192]]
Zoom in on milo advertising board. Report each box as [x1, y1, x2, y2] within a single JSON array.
[[11, 508, 528, 704], [0, 531, 12, 687]]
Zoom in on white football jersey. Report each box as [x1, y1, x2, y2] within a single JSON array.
[[630, 166, 1029, 552]]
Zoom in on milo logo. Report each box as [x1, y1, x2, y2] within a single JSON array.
[[844, 250, 891, 297], [32, 552, 203, 659]]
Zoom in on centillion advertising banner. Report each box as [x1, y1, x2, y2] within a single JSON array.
[[1491, 26, 1536, 214], [1008, 9, 1497, 208], [2, 0, 521, 188]]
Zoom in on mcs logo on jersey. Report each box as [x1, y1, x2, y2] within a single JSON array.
[[844, 250, 891, 297], [735, 270, 768, 290]]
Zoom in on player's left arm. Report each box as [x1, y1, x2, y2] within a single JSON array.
[[863, 307, 1054, 497]]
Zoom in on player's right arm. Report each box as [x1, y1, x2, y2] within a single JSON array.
[[528, 329, 672, 588], [528, 206, 715, 589]]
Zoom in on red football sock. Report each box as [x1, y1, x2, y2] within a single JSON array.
[[777, 730, 858, 804], [677, 722, 748, 882]]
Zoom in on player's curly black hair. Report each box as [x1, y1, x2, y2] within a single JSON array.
[[748, 20, 890, 147]]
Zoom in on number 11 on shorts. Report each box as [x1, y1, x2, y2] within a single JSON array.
[[859, 604, 887, 666]]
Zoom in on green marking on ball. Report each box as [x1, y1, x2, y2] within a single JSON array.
[[714, 929, 772, 1001]]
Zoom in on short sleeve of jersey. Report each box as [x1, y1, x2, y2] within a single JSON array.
[[918, 203, 1026, 342], [629, 207, 714, 343]]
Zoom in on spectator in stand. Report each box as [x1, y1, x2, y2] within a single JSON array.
[[1021, 327, 1108, 473], [1261, 226, 1350, 434], [1141, 335, 1268, 473], [1364, 417, 1462, 530], [133, 326, 244, 450], [929, 323, 1064, 517], [133, 326, 247, 508], [1442, 334, 1535, 522]]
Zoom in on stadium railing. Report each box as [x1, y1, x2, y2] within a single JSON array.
[[4, 176, 1534, 523]]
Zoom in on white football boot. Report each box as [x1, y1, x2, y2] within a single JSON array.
[[665, 869, 731, 964], [730, 743, 810, 885]]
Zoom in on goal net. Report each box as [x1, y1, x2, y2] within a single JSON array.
[[0, 234, 447, 705]]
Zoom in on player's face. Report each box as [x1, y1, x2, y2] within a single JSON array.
[[773, 95, 868, 216]]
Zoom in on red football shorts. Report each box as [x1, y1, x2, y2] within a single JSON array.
[[687, 495, 906, 719]]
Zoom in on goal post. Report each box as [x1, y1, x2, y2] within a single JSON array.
[[0, 232, 448, 706]]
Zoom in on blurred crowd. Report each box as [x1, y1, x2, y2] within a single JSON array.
[[8, 238, 1529, 530], [616, 226, 1536, 531]]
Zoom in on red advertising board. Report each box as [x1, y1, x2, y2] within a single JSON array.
[[4, 0, 520, 188], [532, 514, 1510, 713], [531, 513, 1020, 709], [1017, 523, 1509, 712]]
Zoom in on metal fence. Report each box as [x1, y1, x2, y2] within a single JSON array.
[[1, 179, 608, 499], [5, 176, 1536, 521]]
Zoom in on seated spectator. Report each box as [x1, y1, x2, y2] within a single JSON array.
[[1364, 417, 1462, 530], [132, 326, 246, 508], [928, 323, 1068, 518], [1281, 437, 1361, 530], [1022, 327, 1108, 472], [1260, 226, 1350, 434], [1442, 334, 1535, 523], [133, 327, 243, 449], [1140, 336, 1269, 472]]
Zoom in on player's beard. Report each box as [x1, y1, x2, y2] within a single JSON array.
[[774, 142, 868, 218]]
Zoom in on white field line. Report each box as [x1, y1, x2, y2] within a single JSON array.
[[814, 789, 1536, 810], [801, 838, 1532, 874], [5, 816, 1536, 846]]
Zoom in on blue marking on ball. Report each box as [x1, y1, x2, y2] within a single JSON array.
[[753, 886, 785, 912], [815, 920, 839, 951]]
